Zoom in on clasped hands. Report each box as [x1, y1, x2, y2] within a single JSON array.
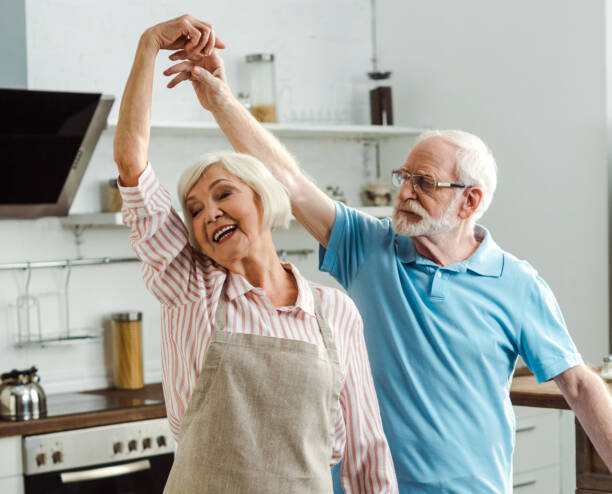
[[145, 14, 232, 111]]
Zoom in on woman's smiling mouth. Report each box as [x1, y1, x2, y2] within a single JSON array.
[[212, 224, 238, 243]]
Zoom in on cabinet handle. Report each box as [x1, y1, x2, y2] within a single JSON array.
[[516, 425, 536, 433], [513, 479, 536, 488]]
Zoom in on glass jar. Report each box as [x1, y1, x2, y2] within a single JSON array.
[[245, 53, 277, 123], [112, 311, 143, 390], [601, 356, 612, 382]]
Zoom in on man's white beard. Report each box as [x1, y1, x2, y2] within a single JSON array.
[[392, 193, 462, 237]]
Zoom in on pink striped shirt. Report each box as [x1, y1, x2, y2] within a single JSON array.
[[119, 164, 397, 493]]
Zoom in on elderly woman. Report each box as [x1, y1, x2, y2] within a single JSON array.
[[113, 16, 397, 494]]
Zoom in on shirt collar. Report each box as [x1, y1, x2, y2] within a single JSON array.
[[395, 224, 504, 277], [224, 263, 316, 315]]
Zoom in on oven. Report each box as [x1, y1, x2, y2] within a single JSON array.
[[22, 418, 175, 494]]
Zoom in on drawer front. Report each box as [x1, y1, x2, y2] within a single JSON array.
[[513, 411, 560, 473], [0, 436, 22, 477], [0, 475, 24, 494], [513, 465, 560, 494]]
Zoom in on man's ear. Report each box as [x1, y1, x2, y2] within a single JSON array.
[[458, 187, 483, 220]]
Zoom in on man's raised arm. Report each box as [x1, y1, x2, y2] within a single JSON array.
[[163, 52, 336, 247]]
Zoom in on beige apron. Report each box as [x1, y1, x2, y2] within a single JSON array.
[[163, 285, 341, 494]]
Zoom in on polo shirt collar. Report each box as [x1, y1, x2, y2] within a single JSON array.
[[395, 224, 503, 277], [224, 263, 316, 316]]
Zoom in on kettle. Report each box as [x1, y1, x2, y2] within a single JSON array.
[[0, 366, 47, 421]]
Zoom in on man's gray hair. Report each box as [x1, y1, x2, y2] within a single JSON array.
[[416, 130, 498, 221], [178, 151, 291, 252]]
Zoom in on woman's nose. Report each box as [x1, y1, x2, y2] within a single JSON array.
[[203, 202, 223, 223]]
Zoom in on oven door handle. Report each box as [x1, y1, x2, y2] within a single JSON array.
[[60, 459, 151, 484]]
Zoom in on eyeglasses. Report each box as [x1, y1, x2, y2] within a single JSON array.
[[391, 169, 473, 195]]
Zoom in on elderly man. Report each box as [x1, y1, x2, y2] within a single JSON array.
[[163, 23, 612, 492]]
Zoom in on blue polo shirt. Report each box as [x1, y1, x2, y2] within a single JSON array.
[[321, 203, 582, 493]]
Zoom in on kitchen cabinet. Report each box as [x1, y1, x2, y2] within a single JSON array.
[[513, 406, 561, 492], [0, 436, 24, 494]]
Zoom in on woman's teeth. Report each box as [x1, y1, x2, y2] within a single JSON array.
[[213, 225, 237, 242]]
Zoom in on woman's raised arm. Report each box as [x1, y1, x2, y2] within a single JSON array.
[[113, 15, 225, 185]]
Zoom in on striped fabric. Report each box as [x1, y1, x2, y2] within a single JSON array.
[[118, 164, 397, 493]]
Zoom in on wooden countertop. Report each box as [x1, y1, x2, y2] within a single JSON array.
[[0, 383, 166, 438], [1, 371, 606, 438], [510, 368, 570, 409], [510, 366, 612, 410]]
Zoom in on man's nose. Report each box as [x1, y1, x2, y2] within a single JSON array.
[[397, 177, 417, 202]]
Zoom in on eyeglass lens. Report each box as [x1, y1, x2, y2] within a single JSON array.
[[392, 171, 437, 194]]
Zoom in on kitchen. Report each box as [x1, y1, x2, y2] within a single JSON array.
[[0, 0, 610, 493]]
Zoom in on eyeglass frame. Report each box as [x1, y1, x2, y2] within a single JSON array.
[[391, 169, 473, 195]]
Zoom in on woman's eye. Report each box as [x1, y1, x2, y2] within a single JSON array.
[[191, 209, 202, 217], [218, 191, 231, 199]]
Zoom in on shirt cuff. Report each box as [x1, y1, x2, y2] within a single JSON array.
[[117, 163, 162, 209], [532, 352, 584, 383]]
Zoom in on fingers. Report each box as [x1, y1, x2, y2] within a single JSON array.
[[163, 62, 222, 89], [166, 72, 191, 89], [163, 61, 195, 77], [207, 32, 216, 56], [190, 21, 210, 55]]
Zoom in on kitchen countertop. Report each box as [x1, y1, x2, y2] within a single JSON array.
[[0, 383, 165, 438], [510, 366, 611, 410], [2, 370, 606, 438]]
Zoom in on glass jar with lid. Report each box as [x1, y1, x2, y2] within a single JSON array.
[[601, 355, 612, 382], [245, 53, 277, 123]]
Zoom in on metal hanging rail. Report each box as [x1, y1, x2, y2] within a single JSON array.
[[0, 249, 314, 271]]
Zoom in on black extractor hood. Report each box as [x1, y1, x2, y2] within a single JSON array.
[[0, 88, 114, 218]]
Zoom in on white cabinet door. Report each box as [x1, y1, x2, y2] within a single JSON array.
[[513, 409, 560, 473], [0, 436, 22, 477], [0, 475, 24, 494], [513, 465, 560, 494]]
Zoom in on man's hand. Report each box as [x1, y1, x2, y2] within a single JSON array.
[[144, 15, 226, 57], [163, 51, 233, 112]]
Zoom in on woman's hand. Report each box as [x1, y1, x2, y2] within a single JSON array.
[[144, 15, 226, 57], [163, 51, 233, 112]]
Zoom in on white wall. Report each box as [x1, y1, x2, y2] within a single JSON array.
[[1, 0, 608, 397], [378, 0, 608, 363], [0, 0, 386, 392]]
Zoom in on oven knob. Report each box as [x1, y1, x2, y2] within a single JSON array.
[[113, 441, 123, 454], [156, 435, 167, 447], [35, 453, 46, 467], [52, 451, 63, 464], [128, 439, 138, 452], [142, 437, 152, 449]]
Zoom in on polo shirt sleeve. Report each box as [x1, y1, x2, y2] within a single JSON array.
[[518, 272, 583, 383], [319, 201, 389, 290]]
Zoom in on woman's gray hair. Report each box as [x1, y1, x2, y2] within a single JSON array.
[[178, 151, 292, 252], [416, 129, 498, 221]]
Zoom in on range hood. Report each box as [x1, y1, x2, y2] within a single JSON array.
[[0, 88, 114, 218]]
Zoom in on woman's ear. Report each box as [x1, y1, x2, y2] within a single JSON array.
[[458, 187, 483, 220]]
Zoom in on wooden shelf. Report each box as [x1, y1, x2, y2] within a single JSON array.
[[107, 121, 422, 139], [61, 206, 393, 229]]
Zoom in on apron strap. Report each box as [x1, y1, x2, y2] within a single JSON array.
[[213, 283, 228, 333], [311, 288, 339, 362]]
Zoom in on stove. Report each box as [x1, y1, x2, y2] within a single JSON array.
[[44, 389, 163, 418], [20, 387, 173, 494]]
